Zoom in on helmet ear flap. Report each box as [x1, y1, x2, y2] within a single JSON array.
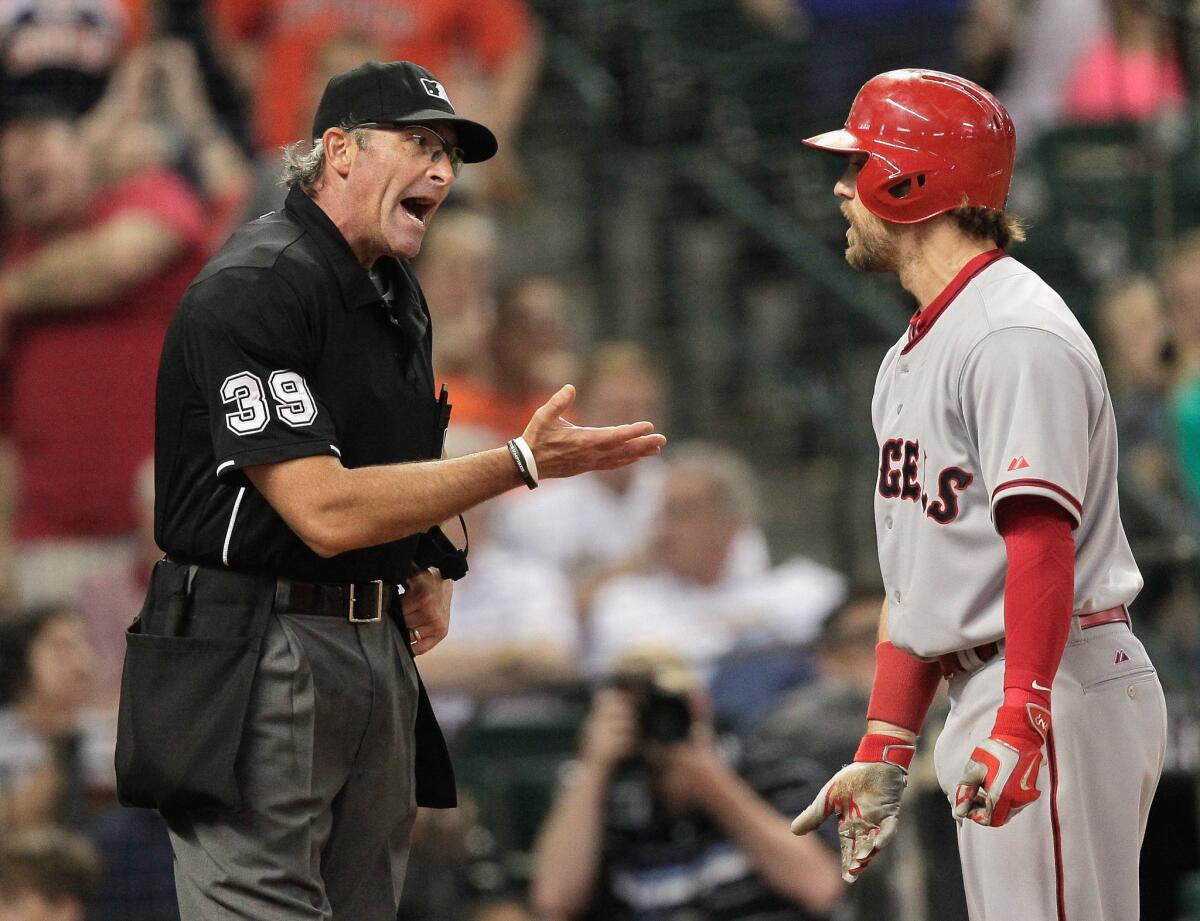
[[859, 154, 954, 224]]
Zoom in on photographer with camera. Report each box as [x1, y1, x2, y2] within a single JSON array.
[[530, 660, 844, 921]]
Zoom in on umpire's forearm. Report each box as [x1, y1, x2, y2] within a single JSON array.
[[246, 449, 524, 558]]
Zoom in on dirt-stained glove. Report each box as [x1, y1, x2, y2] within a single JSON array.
[[790, 733, 913, 883], [953, 700, 1050, 827]]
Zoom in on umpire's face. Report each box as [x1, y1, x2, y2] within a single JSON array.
[[343, 121, 460, 262]]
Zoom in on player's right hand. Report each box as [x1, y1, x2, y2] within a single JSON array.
[[790, 733, 913, 883], [521, 384, 666, 479], [953, 699, 1050, 827]]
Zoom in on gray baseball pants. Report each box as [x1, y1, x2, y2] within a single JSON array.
[[934, 617, 1167, 921], [164, 611, 420, 921]]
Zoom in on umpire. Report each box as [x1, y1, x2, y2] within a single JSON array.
[[115, 61, 665, 921]]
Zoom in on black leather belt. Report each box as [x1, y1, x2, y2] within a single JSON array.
[[274, 578, 399, 623]]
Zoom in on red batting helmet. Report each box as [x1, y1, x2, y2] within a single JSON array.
[[803, 69, 1016, 225]]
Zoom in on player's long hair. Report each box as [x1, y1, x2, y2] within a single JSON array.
[[950, 202, 1026, 250]]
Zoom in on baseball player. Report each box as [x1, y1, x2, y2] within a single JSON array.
[[790, 69, 1167, 921]]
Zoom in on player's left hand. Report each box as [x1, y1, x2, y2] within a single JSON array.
[[953, 699, 1050, 827], [791, 734, 911, 883], [401, 566, 452, 655]]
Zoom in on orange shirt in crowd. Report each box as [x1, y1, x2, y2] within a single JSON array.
[[208, 0, 536, 151], [440, 373, 549, 443]]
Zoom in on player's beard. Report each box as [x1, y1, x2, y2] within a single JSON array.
[[844, 206, 899, 273]]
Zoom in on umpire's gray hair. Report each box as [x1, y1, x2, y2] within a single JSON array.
[[280, 121, 370, 192], [664, 441, 761, 525]]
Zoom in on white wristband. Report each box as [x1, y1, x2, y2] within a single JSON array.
[[512, 436, 539, 485]]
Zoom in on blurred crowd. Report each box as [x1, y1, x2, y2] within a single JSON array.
[[0, 1, 1198, 921]]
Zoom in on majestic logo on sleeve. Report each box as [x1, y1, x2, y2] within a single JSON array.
[[878, 437, 973, 525]]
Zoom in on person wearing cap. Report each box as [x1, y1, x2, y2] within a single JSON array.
[[120, 60, 665, 921]]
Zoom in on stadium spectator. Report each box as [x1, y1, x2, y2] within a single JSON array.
[[81, 39, 253, 249], [442, 275, 579, 443], [529, 655, 844, 920], [490, 342, 667, 607], [416, 207, 500, 378], [1163, 231, 1200, 509], [0, 93, 207, 607], [0, 0, 129, 115], [417, 510, 579, 700], [209, 0, 542, 202], [1095, 275, 1176, 492], [0, 605, 116, 832], [0, 825, 102, 921], [758, 594, 880, 788], [1060, 0, 1185, 124], [994, 0, 1106, 148], [586, 442, 845, 678], [417, 447, 580, 718]]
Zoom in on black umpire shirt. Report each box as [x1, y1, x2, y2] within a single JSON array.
[[154, 185, 446, 583]]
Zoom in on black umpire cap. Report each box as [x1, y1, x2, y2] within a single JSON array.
[[311, 61, 498, 164]]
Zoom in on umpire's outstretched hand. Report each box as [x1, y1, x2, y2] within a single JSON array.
[[522, 384, 666, 478]]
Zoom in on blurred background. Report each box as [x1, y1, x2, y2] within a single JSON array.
[[1, 0, 1199, 919]]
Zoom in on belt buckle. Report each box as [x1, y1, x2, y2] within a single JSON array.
[[348, 580, 385, 623]]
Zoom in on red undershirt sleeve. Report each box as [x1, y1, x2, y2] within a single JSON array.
[[996, 494, 1076, 709]]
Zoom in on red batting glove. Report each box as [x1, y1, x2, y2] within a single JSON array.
[[791, 733, 914, 882], [953, 696, 1051, 827]]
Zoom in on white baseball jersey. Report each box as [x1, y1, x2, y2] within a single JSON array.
[[873, 249, 1142, 658]]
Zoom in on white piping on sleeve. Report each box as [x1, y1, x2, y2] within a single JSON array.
[[216, 459, 236, 476], [222, 487, 246, 567]]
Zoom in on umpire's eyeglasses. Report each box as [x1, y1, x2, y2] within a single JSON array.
[[355, 123, 465, 176]]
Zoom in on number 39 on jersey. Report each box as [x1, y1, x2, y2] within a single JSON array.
[[221, 370, 318, 435]]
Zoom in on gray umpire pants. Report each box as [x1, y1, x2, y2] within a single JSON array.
[[164, 610, 420, 921]]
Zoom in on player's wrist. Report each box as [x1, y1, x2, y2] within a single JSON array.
[[865, 641, 942, 736], [1001, 686, 1045, 711], [854, 732, 916, 772], [991, 696, 1051, 747]]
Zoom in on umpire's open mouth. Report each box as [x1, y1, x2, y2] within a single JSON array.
[[401, 197, 436, 226]]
